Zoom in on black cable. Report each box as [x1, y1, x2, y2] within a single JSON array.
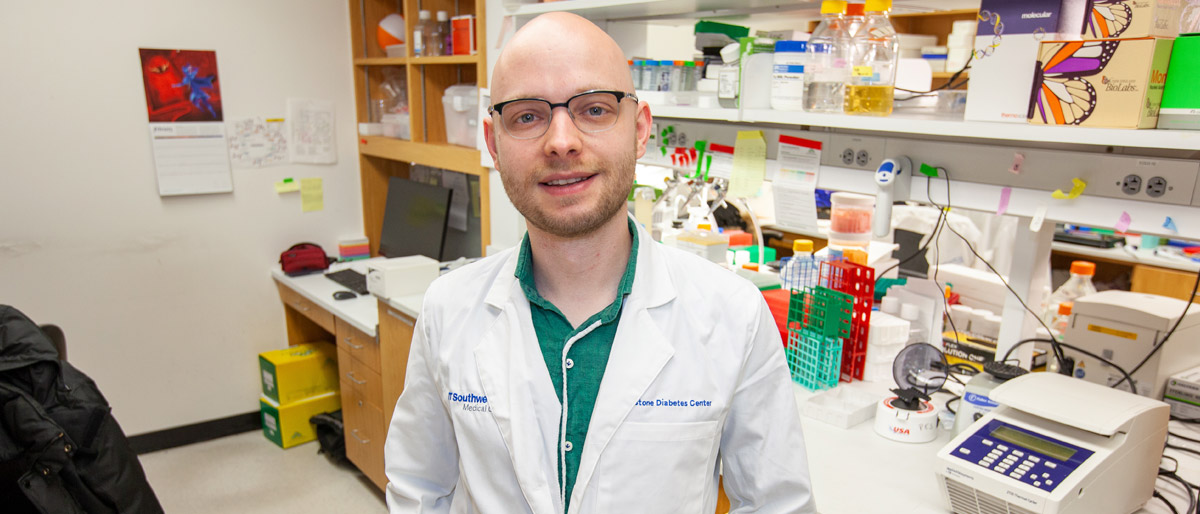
[[879, 206, 946, 277], [927, 168, 962, 350], [1159, 469, 1198, 514], [1167, 443, 1200, 459], [1113, 268, 1200, 390], [945, 395, 960, 415], [1055, 341, 1137, 397], [1156, 489, 1182, 514], [1173, 416, 1200, 424], [896, 55, 972, 95], [1170, 431, 1200, 445]]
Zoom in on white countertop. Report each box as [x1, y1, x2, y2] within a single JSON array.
[[271, 258, 425, 337]]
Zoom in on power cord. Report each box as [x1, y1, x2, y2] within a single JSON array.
[[1155, 489, 1181, 514], [999, 337, 1137, 396]]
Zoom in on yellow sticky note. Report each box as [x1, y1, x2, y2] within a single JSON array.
[[729, 130, 766, 198], [852, 65, 874, 77], [275, 178, 300, 193], [301, 178, 324, 212], [1051, 177, 1086, 200]]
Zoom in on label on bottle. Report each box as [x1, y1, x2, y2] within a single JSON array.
[[718, 67, 738, 99], [414, 30, 424, 55], [852, 65, 874, 77]]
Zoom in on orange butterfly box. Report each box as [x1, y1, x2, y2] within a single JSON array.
[[1082, 0, 1183, 40], [1030, 37, 1174, 129]]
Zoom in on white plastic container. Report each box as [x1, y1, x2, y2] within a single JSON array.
[[803, 386, 880, 428], [771, 40, 808, 111], [441, 84, 478, 147], [828, 192, 874, 247]]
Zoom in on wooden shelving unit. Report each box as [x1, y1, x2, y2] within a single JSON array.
[[349, 0, 490, 257]]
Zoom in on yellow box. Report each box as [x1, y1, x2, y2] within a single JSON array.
[[260, 392, 341, 448], [1030, 37, 1173, 128], [259, 342, 338, 405], [1083, 0, 1182, 39]]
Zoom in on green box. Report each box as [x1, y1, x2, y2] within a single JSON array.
[[260, 392, 341, 448], [1159, 35, 1200, 130], [727, 245, 777, 265]]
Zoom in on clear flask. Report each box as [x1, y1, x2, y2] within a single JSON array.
[[1044, 261, 1097, 325], [804, 1, 851, 113], [845, 0, 898, 116]]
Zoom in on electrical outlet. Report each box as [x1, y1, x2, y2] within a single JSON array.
[[824, 134, 887, 170], [1120, 174, 1142, 195], [1147, 176, 1169, 198]]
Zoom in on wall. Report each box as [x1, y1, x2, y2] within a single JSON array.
[[0, 1, 362, 435]]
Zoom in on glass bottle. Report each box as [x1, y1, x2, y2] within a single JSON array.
[[845, 0, 899, 116], [804, 0, 851, 113], [412, 10, 432, 57]]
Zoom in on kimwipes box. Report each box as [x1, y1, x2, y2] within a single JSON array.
[[258, 341, 339, 405], [1030, 37, 1173, 128], [1083, 0, 1183, 39], [964, 0, 1089, 123]]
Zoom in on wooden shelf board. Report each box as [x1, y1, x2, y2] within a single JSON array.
[[355, 57, 408, 66], [410, 55, 481, 65], [358, 136, 486, 176]]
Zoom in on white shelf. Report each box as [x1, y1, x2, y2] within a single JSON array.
[[504, 0, 981, 20], [644, 105, 1200, 151]]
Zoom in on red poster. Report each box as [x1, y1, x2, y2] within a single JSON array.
[[138, 48, 223, 122]]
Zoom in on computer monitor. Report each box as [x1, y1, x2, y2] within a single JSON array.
[[378, 177, 453, 260]]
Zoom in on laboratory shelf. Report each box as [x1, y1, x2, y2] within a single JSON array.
[[354, 57, 408, 66], [357, 137, 487, 177], [503, 0, 981, 20], [409, 55, 482, 65], [644, 106, 1200, 151]]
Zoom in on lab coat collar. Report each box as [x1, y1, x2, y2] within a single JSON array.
[[477, 219, 679, 514]]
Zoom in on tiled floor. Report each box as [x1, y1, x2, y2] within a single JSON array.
[[139, 431, 386, 513]]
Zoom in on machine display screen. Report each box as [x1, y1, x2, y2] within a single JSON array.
[[990, 425, 1077, 461]]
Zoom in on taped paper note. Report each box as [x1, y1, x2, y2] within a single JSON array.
[[729, 130, 766, 198], [772, 135, 822, 232], [920, 163, 938, 177], [275, 177, 299, 193], [1010, 153, 1024, 174], [1115, 211, 1131, 232], [1051, 178, 1086, 200], [300, 177, 323, 212], [706, 143, 734, 180], [1030, 206, 1047, 232], [996, 187, 1011, 215], [1164, 216, 1178, 233]]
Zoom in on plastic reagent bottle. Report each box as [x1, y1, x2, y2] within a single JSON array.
[[845, 0, 899, 116], [437, 11, 451, 56], [413, 10, 432, 57], [1043, 261, 1097, 326], [844, 2, 867, 40], [1052, 302, 1073, 338], [781, 239, 818, 292], [804, 0, 851, 113]]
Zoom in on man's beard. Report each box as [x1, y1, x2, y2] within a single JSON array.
[[498, 150, 636, 239]]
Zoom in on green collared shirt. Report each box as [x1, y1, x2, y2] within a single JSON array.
[[514, 218, 639, 512]]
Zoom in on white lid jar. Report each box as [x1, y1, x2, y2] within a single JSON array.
[[829, 192, 874, 246]]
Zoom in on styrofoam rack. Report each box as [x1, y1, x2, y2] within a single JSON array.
[[803, 386, 882, 429]]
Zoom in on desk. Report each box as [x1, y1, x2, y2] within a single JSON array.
[[271, 260, 423, 491], [798, 380, 1195, 513]]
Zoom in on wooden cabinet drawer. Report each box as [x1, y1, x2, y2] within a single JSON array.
[[341, 379, 387, 490], [336, 318, 380, 373], [338, 345, 382, 409], [379, 303, 416, 424], [276, 282, 335, 333]]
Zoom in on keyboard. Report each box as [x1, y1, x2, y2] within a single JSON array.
[[324, 269, 369, 295]]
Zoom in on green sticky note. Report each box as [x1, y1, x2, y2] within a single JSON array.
[[920, 163, 938, 177]]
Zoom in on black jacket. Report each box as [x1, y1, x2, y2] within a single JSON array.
[[0, 305, 162, 513]]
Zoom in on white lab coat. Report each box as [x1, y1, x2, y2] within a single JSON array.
[[384, 223, 815, 514]]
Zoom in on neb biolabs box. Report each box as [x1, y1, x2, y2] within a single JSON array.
[[1029, 37, 1173, 128], [1082, 0, 1183, 39]]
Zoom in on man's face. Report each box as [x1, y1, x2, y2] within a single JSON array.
[[485, 37, 650, 239]]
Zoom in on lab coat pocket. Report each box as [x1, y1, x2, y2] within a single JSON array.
[[595, 420, 718, 513]]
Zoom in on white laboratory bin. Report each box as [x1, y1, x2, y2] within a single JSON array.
[[441, 84, 478, 148]]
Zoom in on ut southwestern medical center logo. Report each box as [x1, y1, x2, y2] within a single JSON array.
[[448, 391, 491, 412]]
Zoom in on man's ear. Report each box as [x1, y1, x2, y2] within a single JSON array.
[[634, 101, 652, 159], [483, 116, 500, 169]]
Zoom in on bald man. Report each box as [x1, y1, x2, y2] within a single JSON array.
[[383, 13, 815, 514]]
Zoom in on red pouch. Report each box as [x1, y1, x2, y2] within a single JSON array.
[[280, 243, 333, 276]]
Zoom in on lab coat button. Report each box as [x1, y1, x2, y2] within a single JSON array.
[[565, 358, 574, 369], [563, 441, 573, 452]]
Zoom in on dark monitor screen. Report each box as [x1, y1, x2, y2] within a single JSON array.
[[378, 177, 453, 260]]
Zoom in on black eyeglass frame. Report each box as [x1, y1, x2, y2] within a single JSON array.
[[487, 89, 639, 138]]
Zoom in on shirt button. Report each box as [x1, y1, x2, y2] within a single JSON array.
[[563, 441, 573, 452], [565, 358, 574, 369]]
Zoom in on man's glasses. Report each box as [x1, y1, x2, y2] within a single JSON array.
[[488, 90, 638, 140]]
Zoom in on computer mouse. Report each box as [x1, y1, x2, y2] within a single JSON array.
[[332, 291, 357, 300]]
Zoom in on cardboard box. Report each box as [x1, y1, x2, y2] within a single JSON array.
[[260, 392, 341, 448], [964, 0, 1090, 123], [1158, 34, 1200, 129], [942, 332, 996, 373], [259, 342, 339, 405], [1030, 37, 1173, 128], [1083, 0, 1183, 39], [1166, 365, 1200, 417]]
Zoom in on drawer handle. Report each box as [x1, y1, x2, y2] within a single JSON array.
[[346, 371, 367, 385], [344, 337, 364, 350], [350, 429, 370, 444], [387, 309, 414, 326]]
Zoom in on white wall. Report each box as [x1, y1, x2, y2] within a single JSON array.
[[0, 1, 362, 435]]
